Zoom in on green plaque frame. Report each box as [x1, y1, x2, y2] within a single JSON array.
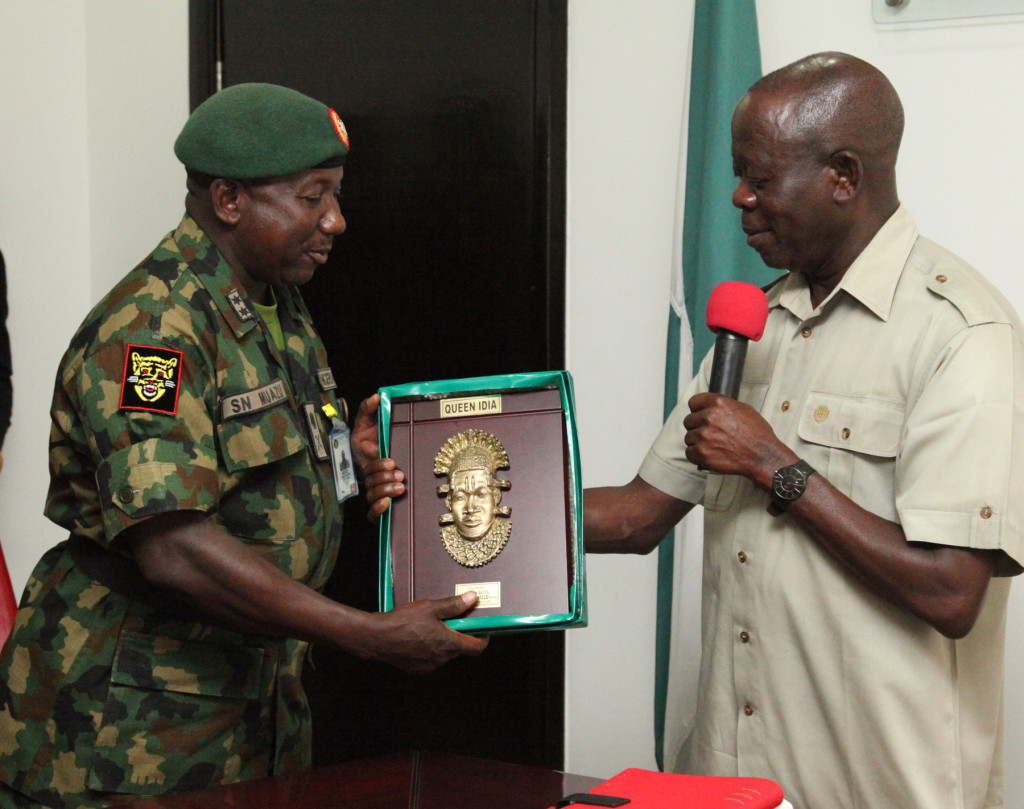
[[378, 371, 586, 633]]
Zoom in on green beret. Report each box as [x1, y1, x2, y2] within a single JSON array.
[[174, 83, 349, 179]]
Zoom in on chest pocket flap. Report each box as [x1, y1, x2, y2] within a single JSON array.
[[217, 382, 307, 473], [798, 392, 905, 457]]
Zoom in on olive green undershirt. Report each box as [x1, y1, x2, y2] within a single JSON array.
[[254, 290, 285, 351]]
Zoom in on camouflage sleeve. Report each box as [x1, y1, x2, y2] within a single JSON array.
[[62, 336, 221, 546]]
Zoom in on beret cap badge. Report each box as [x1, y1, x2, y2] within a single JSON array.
[[329, 108, 350, 149]]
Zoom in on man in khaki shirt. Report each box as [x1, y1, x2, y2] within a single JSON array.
[[582, 53, 1024, 809]]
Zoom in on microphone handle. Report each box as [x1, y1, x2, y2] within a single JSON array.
[[708, 330, 748, 399]]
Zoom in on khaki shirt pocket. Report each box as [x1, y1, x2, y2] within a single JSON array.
[[798, 391, 905, 521]]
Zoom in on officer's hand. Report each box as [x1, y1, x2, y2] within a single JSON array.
[[363, 456, 406, 521], [350, 394, 382, 472], [365, 591, 489, 674]]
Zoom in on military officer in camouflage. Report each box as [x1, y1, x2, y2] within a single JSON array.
[[0, 83, 488, 809]]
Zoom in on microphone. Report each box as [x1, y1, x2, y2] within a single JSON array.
[[706, 281, 770, 399]]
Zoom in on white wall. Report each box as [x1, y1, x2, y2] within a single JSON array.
[[0, 2, 188, 593], [83, 4, 191, 298], [564, 0, 692, 778], [0, 4, 92, 580], [2, 1, 1023, 805]]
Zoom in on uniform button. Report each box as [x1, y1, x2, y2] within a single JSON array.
[[740, 631, 750, 643], [841, 427, 851, 439], [737, 551, 747, 564], [781, 401, 790, 412], [118, 486, 135, 504], [801, 328, 813, 338], [980, 506, 993, 519], [744, 704, 755, 716], [935, 275, 948, 284]]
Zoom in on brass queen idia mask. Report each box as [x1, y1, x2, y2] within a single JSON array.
[[434, 429, 512, 567]]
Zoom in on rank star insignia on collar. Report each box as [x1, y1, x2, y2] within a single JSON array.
[[227, 288, 255, 322], [119, 344, 185, 415]]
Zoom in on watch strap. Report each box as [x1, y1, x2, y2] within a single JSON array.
[[766, 498, 788, 517]]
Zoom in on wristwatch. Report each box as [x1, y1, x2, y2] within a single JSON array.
[[767, 459, 816, 516]]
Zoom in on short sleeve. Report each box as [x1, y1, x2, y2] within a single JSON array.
[[48, 337, 220, 545], [896, 321, 1024, 575], [638, 366, 708, 504]]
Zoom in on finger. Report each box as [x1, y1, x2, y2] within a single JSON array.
[[363, 478, 405, 503], [361, 457, 394, 479], [683, 406, 711, 429], [454, 632, 490, 656], [436, 595, 490, 657], [363, 465, 405, 490], [363, 456, 394, 472], [434, 590, 479, 619], [355, 393, 381, 422], [688, 391, 720, 409], [365, 497, 392, 523]]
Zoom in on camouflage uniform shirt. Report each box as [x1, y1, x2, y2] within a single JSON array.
[[0, 214, 345, 808]]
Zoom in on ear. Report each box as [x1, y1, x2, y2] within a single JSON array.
[[829, 150, 862, 203], [209, 178, 244, 225]]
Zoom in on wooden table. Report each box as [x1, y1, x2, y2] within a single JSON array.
[[110, 750, 605, 809]]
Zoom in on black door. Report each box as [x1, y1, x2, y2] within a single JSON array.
[[189, 0, 568, 769]]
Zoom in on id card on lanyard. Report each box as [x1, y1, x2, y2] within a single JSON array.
[[323, 404, 359, 503]]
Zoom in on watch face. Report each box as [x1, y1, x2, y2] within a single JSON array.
[[773, 466, 807, 501]]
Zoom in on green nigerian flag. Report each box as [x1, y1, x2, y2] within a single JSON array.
[[654, 0, 776, 770]]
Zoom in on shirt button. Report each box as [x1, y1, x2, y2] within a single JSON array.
[[841, 427, 851, 440], [935, 275, 948, 284], [781, 401, 790, 412], [737, 551, 747, 564], [740, 631, 750, 643], [801, 328, 812, 338], [118, 486, 135, 504], [980, 506, 993, 519], [744, 704, 755, 716]]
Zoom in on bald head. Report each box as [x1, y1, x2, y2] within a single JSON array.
[[748, 52, 904, 176], [730, 53, 904, 294]]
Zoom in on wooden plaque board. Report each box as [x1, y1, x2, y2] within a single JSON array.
[[378, 372, 586, 633]]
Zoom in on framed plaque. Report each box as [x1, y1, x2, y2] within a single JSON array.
[[378, 371, 586, 634]]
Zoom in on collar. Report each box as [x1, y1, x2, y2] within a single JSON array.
[[170, 214, 314, 336], [770, 205, 919, 323]]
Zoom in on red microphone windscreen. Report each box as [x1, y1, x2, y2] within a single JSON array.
[[706, 281, 769, 341]]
